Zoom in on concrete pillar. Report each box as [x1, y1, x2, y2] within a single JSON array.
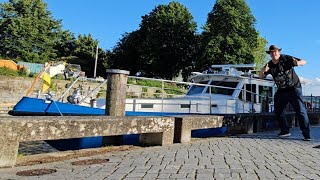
[[103, 69, 129, 146], [0, 119, 20, 167], [139, 131, 174, 146], [173, 116, 224, 144], [0, 139, 19, 167], [173, 117, 192, 144]]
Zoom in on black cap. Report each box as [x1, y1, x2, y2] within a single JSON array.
[[266, 45, 282, 54]]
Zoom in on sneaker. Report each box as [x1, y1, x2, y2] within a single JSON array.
[[278, 132, 291, 137], [303, 135, 311, 141], [303, 138, 311, 141]]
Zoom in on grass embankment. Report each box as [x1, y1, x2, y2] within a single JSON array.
[[127, 78, 188, 97], [0, 67, 30, 77], [1, 66, 188, 97]]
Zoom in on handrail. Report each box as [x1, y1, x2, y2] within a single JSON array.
[[59, 75, 274, 114], [57, 77, 81, 101], [57, 77, 106, 102], [78, 79, 107, 104]]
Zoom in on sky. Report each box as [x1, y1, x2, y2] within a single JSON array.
[[1, 0, 320, 95]]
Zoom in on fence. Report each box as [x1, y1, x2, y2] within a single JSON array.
[[17, 61, 44, 74], [303, 95, 320, 112]]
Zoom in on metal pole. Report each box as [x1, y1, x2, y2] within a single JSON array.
[[311, 94, 313, 112], [161, 81, 164, 112], [209, 84, 212, 114], [250, 74, 254, 113], [93, 44, 98, 78]]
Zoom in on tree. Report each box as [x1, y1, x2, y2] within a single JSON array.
[[108, 31, 143, 76], [73, 34, 97, 60], [200, 0, 260, 69], [139, 2, 198, 79], [0, 0, 63, 63], [109, 2, 198, 80], [54, 30, 76, 58], [66, 34, 97, 77], [253, 35, 268, 70]]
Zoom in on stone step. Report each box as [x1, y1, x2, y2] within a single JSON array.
[[0, 107, 12, 111], [0, 104, 15, 108], [0, 103, 14, 114]]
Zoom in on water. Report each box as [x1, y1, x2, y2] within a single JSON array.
[[19, 141, 59, 156]]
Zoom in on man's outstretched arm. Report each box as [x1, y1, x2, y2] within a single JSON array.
[[259, 64, 269, 79], [293, 58, 307, 66]]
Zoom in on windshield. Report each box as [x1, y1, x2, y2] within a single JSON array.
[[206, 81, 238, 95], [186, 81, 209, 95]]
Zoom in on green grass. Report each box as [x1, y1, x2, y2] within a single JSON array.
[[127, 78, 187, 96], [0, 67, 29, 77]]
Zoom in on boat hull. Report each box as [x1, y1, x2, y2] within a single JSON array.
[[9, 97, 187, 116], [9, 97, 105, 116]]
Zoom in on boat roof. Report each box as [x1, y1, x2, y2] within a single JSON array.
[[210, 64, 255, 69], [190, 64, 273, 82]]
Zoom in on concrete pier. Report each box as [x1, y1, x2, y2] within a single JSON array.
[[0, 116, 175, 167], [105, 69, 130, 116], [103, 69, 130, 145], [1, 126, 320, 179]]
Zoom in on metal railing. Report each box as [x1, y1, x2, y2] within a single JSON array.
[[51, 75, 274, 114], [126, 76, 274, 114]]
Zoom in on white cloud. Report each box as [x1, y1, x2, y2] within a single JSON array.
[[299, 77, 313, 85], [300, 76, 320, 96]]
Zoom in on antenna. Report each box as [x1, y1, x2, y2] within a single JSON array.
[[94, 44, 98, 78]]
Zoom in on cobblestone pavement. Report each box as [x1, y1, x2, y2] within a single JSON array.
[[1, 126, 320, 180]]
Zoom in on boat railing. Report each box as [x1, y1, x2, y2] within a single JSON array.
[[57, 77, 106, 102], [53, 75, 274, 114], [302, 95, 320, 112], [126, 76, 274, 113]]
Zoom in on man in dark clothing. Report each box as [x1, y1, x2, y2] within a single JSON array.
[[259, 45, 311, 141]]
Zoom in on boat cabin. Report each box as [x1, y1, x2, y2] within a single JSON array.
[[186, 64, 276, 113]]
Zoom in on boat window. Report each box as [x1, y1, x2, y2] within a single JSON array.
[[180, 104, 190, 108], [259, 85, 273, 112], [186, 81, 209, 95], [141, 104, 154, 108], [239, 85, 244, 100], [259, 86, 273, 103], [245, 84, 256, 103], [206, 81, 238, 95]]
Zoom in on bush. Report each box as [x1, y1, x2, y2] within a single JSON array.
[[17, 67, 28, 76], [0, 67, 31, 77], [0, 67, 20, 76], [28, 72, 37, 78]]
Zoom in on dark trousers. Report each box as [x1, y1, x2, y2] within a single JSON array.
[[274, 87, 310, 137]]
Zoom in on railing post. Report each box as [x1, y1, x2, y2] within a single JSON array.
[[161, 80, 164, 112], [103, 69, 130, 146], [209, 85, 212, 114]]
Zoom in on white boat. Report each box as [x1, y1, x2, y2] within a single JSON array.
[[90, 64, 276, 114]]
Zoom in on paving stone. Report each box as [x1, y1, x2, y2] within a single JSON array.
[[125, 172, 146, 178]]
